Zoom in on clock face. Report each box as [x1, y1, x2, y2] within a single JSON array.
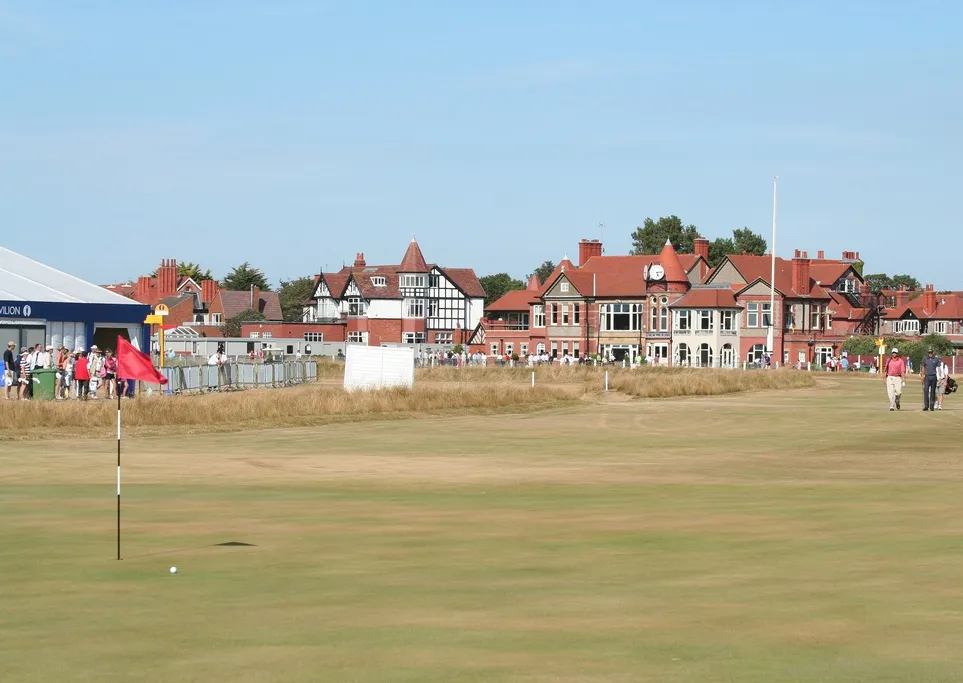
[[649, 264, 665, 281]]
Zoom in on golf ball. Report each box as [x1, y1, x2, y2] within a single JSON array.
[[170, 566, 177, 574]]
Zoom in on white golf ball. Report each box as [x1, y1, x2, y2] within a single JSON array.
[[170, 566, 177, 574]]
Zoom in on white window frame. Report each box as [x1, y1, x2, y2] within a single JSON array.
[[675, 310, 691, 331], [212, 313, 222, 324], [347, 297, 366, 316], [434, 332, 453, 344], [401, 274, 426, 288], [533, 305, 546, 328], [303, 332, 324, 342], [746, 302, 758, 328], [698, 310, 713, 331], [520, 343, 529, 356], [560, 282, 569, 293], [572, 341, 580, 358], [402, 332, 426, 344], [903, 319, 920, 334], [404, 298, 425, 318], [602, 303, 643, 332], [536, 342, 545, 354], [347, 331, 368, 344], [721, 310, 735, 331], [505, 342, 514, 356], [490, 342, 499, 356], [761, 302, 772, 328], [934, 321, 949, 335], [250, 332, 260, 339], [371, 276, 386, 287], [262, 332, 272, 339]]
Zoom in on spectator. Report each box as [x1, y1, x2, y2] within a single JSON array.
[[74, 351, 91, 400], [3, 341, 16, 400]]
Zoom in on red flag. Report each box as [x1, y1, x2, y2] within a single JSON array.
[[116, 336, 168, 385]]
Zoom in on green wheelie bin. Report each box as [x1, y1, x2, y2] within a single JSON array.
[[32, 368, 58, 400]]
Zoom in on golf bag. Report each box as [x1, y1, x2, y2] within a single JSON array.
[[946, 376, 958, 394]]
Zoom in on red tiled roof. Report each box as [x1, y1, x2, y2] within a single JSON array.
[[718, 255, 837, 298], [486, 289, 537, 312], [399, 239, 429, 273], [218, 290, 283, 321], [537, 252, 703, 299], [669, 288, 742, 308], [440, 267, 485, 298], [884, 292, 963, 321]]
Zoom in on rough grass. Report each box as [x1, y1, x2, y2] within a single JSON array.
[[0, 367, 816, 440], [0, 384, 581, 440], [610, 366, 816, 398]]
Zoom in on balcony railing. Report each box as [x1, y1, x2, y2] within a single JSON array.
[[486, 322, 530, 331], [720, 329, 737, 336]]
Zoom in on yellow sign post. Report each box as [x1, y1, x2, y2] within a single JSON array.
[[875, 336, 886, 372], [149, 305, 170, 367]]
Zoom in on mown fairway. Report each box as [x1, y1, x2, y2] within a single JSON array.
[[2, 375, 963, 682]]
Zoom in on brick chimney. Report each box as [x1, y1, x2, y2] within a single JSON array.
[[201, 279, 218, 304], [354, 252, 366, 268], [135, 275, 150, 302], [923, 284, 937, 313], [578, 239, 603, 266], [693, 237, 709, 262], [895, 285, 910, 309], [157, 259, 178, 298], [792, 251, 811, 295], [250, 286, 261, 312], [817, 250, 824, 260], [794, 249, 801, 258]]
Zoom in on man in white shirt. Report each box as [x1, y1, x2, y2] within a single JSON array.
[[936, 357, 950, 411]]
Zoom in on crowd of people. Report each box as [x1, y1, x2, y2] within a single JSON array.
[[3, 341, 124, 401]]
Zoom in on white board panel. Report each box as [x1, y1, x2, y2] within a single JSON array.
[[343, 344, 414, 391]]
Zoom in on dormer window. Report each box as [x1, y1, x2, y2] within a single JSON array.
[[371, 276, 386, 287], [401, 274, 426, 288], [560, 282, 569, 293]]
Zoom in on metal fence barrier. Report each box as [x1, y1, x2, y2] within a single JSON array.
[[142, 361, 318, 394]]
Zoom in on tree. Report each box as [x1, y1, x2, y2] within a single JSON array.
[[221, 308, 265, 338], [732, 227, 767, 256], [842, 334, 953, 369], [707, 237, 735, 268], [630, 216, 701, 255], [863, 273, 894, 293], [479, 273, 525, 307], [148, 261, 214, 281], [529, 260, 556, 285], [278, 277, 316, 322], [891, 274, 921, 291], [222, 262, 271, 292]]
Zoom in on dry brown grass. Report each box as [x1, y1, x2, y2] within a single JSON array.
[[610, 366, 816, 397], [0, 383, 582, 440], [0, 365, 815, 441]]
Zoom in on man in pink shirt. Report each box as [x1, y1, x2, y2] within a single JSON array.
[[884, 347, 906, 411]]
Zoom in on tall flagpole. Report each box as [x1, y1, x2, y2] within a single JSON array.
[[768, 176, 778, 356], [117, 388, 122, 560]]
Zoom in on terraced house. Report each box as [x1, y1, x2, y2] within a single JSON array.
[[478, 240, 875, 367], [302, 238, 485, 347]]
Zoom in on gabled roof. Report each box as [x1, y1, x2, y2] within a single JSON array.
[[669, 287, 742, 309], [1, 246, 144, 306], [218, 290, 283, 321], [399, 238, 429, 273], [882, 292, 963, 321], [438, 267, 485, 299], [713, 254, 839, 299]]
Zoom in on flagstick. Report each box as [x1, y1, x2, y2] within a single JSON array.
[[117, 390, 121, 560]]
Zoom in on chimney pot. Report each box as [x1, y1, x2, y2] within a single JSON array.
[[817, 250, 824, 260], [578, 238, 603, 267], [792, 254, 811, 295]]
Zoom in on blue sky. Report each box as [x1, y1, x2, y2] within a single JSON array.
[[2, 1, 961, 288]]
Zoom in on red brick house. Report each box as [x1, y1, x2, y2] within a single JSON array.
[[302, 239, 486, 346], [880, 285, 963, 345], [706, 249, 869, 367], [474, 238, 709, 363]]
